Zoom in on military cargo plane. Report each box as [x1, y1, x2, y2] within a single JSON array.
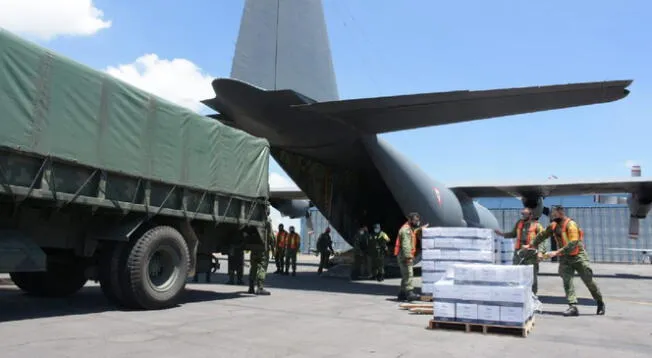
[[202, 0, 652, 251]]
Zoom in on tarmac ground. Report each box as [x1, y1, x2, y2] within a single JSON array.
[[0, 254, 651, 358]]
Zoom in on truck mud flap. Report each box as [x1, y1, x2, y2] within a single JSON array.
[[0, 230, 46, 273]]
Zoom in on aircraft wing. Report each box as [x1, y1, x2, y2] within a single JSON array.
[[270, 187, 308, 200], [291, 80, 632, 134], [450, 177, 652, 199]]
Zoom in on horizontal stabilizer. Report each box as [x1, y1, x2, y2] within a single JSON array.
[[451, 177, 652, 199], [292, 80, 632, 134]]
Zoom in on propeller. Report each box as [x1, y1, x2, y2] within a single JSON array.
[[628, 217, 640, 239], [305, 210, 315, 236]]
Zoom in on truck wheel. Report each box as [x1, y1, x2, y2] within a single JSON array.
[[126, 226, 190, 310], [10, 261, 87, 297], [99, 242, 135, 308]]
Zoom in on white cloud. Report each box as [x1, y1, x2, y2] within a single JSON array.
[[0, 0, 111, 40], [105, 54, 214, 113]]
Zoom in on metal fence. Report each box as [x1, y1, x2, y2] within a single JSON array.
[[299, 206, 651, 263], [491, 207, 652, 264]]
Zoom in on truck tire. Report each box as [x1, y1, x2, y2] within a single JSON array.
[[10, 261, 87, 297], [99, 242, 135, 308], [125, 226, 190, 310]]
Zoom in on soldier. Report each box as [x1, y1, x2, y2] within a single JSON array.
[[248, 209, 274, 295], [370, 223, 390, 282], [227, 237, 245, 285], [526, 205, 606, 317], [494, 207, 546, 294], [316, 227, 334, 275], [284, 225, 300, 276], [395, 212, 426, 302], [351, 225, 370, 280], [274, 224, 288, 274]]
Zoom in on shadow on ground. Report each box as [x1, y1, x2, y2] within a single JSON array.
[[538, 272, 652, 280], [194, 270, 399, 297], [537, 294, 595, 306], [0, 285, 242, 324]]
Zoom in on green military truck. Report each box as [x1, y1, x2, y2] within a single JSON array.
[[0, 29, 271, 310]]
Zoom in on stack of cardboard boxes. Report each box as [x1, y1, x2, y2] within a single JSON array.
[[421, 227, 536, 327], [420, 227, 496, 296]]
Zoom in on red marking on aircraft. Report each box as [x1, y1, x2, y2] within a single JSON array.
[[433, 188, 442, 206]]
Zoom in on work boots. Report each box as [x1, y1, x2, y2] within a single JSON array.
[[406, 290, 421, 302], [597, 301, 606, 315], [248, 282, 255, 294], [256, 287, 271, 296], [397, 291, 407, 301], [563, 305, 579, 317]]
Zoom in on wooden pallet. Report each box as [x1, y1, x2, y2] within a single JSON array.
[[398, 303, 432, 310], [427, 317, 535, 338], [409, 307, 433, 315]]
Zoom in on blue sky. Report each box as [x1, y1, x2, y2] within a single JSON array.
[[3, 0, 650, 186]]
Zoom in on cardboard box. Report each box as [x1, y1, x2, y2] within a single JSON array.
[[422, 238, 436, 249], [456, 303, 478, 322], [433, 280, 456, 299], [422, 260, 436, 272], [500, 306, 529, 324], [478, 305, 501, 323], [490, 285, 531, 303], [421, 283, 435, 295], [422, 249, 440, 260], [433, 301, 456, 320]]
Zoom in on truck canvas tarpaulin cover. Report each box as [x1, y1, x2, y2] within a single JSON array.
[[0, 28, 269, 199]]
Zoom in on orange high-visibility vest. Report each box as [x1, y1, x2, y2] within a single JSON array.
[[393, 222, 416, 257], [551, 218, 585, 256], [515, 220, 539, 250], [287, 232, 300, 250], [276, 231, 287, 248]]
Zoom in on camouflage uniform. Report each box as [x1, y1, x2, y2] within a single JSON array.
[[394, 223, 420, 301], [531, 218, 604, 313], [351, 230, 370, 279], [249, 218, 275, 295], [316, 230, 334, 275], [502, 219, 546, 294], [369, 230, 389, 281]]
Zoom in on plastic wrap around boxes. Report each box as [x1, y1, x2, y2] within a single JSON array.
[[496, 237, 515, 265], [421, 227, 535, 327], [421, 227, 497, 296], [433, 264, 535, 326]]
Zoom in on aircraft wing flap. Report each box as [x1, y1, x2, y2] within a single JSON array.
[[451, 177, 652, 198], [292, 80, 632, 134]]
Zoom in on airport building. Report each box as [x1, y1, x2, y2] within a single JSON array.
[[300, 194, 652, 264]]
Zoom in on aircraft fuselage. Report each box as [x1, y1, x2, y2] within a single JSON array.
[[208, 79, 501, 244]]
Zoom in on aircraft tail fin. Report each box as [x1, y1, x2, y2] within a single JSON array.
[[230, 0, 339, 102]]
